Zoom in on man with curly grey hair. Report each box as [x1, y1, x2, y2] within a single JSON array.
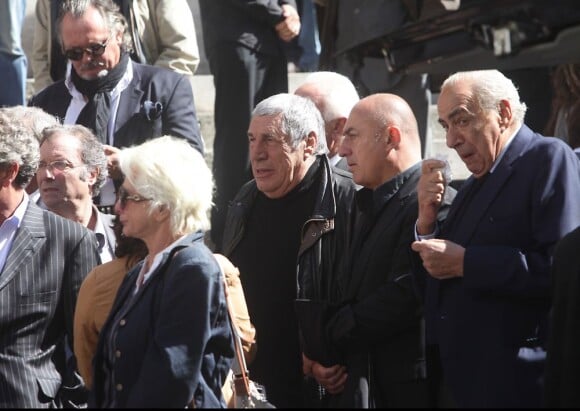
[[0, 108, 99, 407], [38, 124, 115, 264]]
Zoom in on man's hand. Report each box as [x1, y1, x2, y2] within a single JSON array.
[[103, 144, 122, 180], [275, 4, 301, 42], [309, 360, 347, 394], [416, 158, 448, 235], [411, 238, 465, 279]]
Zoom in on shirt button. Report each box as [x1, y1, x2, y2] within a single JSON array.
[[119, 319, 126, 326], [115, 350, 121, 358], [116, 383, 123, 391]]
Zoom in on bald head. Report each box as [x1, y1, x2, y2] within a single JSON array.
[[340, 93, 422, 188]]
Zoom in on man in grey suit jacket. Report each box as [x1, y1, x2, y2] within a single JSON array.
[[29, 0, 203, 209], [37, 124, 115, 264], [0, 109, 99, 407]]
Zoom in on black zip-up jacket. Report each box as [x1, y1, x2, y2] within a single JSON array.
[[222, 154, 357, 302]]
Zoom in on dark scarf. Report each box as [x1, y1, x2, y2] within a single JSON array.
[[73, 52, 130, 143]]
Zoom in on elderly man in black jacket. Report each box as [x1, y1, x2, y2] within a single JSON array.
[[222, 93, 357, 408]]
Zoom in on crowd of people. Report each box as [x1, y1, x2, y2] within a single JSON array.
[[0, 0, 579, 408]]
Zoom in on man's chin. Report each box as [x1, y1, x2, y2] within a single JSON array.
[[78, 68, 109, 81]]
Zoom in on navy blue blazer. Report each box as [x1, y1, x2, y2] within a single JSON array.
[[29, 61, 203, 154], [90, 232, 234, 408], [419, 125, 580, 408]]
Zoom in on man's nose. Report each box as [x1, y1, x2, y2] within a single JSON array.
[[338, 138, 350, 157]]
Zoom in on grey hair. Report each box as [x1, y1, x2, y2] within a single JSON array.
[[252, 93, 328, 155], [40, 124, 108, 196], [57, 0, 133, 53], [300, 71, 360, 121], [0, 106, 59, 143], [441, 70, 528, 126], [119, 136, 214, 236], [0, 109, 40, 188]]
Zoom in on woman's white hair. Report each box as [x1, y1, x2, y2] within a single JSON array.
[[119, 136, 213, 236]]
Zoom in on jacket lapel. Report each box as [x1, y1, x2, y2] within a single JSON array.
[[114, 63, 144, 145], [112, 234, 197, 312], [0, 203, 46, 291], [445, 126, 534, 244]]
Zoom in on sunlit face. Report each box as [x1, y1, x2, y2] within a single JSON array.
[[339, 105, 388, 189], [60, 6, 122, 80], [437, 82, 505, 178], [114, 181, 153, 240], [37, 134, 94, 213], [248, 114, 310, 199]]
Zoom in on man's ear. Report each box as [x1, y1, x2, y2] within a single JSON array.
[[332, 117, 347, 135], [0, 163, 19, 188], [498, 99, 513, 131], [304, 131, 317, 157], [386, 125, 401, 149]]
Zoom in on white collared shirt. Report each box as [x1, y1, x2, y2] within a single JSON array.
[[93, 207, 114, 264], [63, 60, 134, 206], [0, 194, 29, 273], [134, 235, 187, 294], [328, 154, 342, 167]]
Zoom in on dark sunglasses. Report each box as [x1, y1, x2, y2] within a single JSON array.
[[63, 38, 109, 61], [116, 187, 152, 209]]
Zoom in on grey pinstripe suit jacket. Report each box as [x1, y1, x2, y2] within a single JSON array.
[[0, 201, 99, 408]]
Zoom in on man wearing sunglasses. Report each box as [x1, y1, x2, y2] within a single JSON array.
[[31, 0, 200, 94], [29, 0, 204, 213]]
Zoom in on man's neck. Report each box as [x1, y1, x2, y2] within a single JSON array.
[[0, 189, 25, 225], [51, 200, 94, 228]]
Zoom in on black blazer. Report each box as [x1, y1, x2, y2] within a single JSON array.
[[544, 225, 580, 407], [0, 201, 99, 407], [29, 61, 203, 154]]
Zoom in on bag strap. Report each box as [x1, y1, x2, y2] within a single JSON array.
[[225, 281, 252, 397]]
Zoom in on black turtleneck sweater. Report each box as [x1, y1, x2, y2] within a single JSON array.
[[229, 158, 322, 408]]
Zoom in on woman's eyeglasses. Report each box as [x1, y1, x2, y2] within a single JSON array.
[[116, 187, 152, 209], [63, 39, 109, 61]]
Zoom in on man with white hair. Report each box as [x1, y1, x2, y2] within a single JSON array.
[[412, 69, 580, 407], [294, 71, 360, 171]]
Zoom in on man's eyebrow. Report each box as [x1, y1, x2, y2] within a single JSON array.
[[343, 126, 356, 135], [448, 106, 469, 120]]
